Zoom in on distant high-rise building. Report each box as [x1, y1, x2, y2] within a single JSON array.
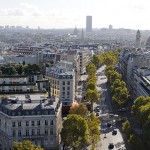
[[109, 25, 113, 30], [86, 16, 92, 32], [136, 30, 141, 47]]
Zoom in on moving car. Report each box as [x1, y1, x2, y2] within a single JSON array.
[[112, 129, 117, 135], [108, 143, 114, 149], [118, 108, 126, 112], [107, 122, 112, 128]]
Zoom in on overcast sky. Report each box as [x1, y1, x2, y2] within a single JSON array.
[[0, 0, 150, 29]]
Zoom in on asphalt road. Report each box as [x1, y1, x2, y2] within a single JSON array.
[[95, 65, 126, 150]]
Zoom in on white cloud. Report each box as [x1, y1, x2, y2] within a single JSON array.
[[1, 0, 150, 29]]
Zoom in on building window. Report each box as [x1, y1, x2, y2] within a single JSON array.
[[18, 121, 21, 127], [62, 92, 65, 96], [67, 87, 70, 90], [62, 81, 65, 85], [26, 111, 29, 115], [18, 130, 21, 137], [12, 130, 16, 137], [44, 138, 48, 146], [67, 81, 70, 85], [50, 120, 53, 125], [37, 111, 41, 115], [45, 129, 48, 135], [26, 121, 29, 126], [12, 112, 15, 116], [32, 129, 35, 135], [18, 112, 21, 116], [37, 120, 40, 126], [67, 91, 70, 95], [63, 87, 65, 90], [32, 121, 34, 126], [26, 130, 29, 136], [37, 129, 40, 135], [45, 120, 48, 125], [31, 111, 35, 115], [50, 137, 54, 144], [12, 122, 15, 127], [50, 128, 53, 135]]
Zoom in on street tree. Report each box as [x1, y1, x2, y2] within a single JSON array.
[[132, 96, 150, 125], [87, 113, 100, 148], [86, 62, 96, 76], [112, 87, 129, 107], [11, 140, 43, 150], [92, 55, 101, 68], [143, 116, 150, 148], [111, 79, 126, 94], [86, 82, 96, 90], [109, 71, 122, 84], [86, 89, 99, 111], [61, 114, 89, 150], [128, 134, 143, 150], [122, 120, 134, 138], [69, 103, 89, 118], [87, 75, 97, 83]]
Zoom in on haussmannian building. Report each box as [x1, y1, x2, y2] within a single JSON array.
[[0, 94, 62, 150], [46, 61, 75, 112]]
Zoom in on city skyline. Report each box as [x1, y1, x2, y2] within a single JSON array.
[[0, 0, 150, 29]]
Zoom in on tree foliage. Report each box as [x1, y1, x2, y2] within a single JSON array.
[[91, 55, 101, 69], [11, 140, 43, 150], [86, 89, 99, 110], [128, 134, 143, 150], [1, 64, 42, 75], [61, 114, 89, 150], [112, 86, 129, 107], [69, 103, 89, 118], [122, 120, 134, 138], [86, 82, 96, 90], [86, 62, 96, 76], [132, 96, 150, 125], [87, 113, 100, 148]]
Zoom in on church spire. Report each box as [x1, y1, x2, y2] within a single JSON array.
[[136, 29, 141, 48]]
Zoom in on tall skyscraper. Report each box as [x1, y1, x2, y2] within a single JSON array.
[[86, 16, 92, 32]]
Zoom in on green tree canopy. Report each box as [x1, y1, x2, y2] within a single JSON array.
[[86, 62, 96, 76], [61, 114, 89, 150], [109, 71, 122, 84], [122, 120, 134, 138], [69, 103, 89, 118], [112, 86, 129, 107], [86, 89, 99, 110], [11, 140, 43, 150], [111, 79, 126, 94], [128, 134, 143, 150], [91, 54, 101, 68], [86, 82, 96, 90], [132, 96, 150, 125], [87, 113, 100, 148]]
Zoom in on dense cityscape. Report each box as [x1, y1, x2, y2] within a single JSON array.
[[0, 3, 150, 150]]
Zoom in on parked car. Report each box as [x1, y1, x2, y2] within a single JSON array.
[[96, 107, 100, 112], [112, 129, 117, 135], [118, 108, 126, 112], [108, 143, 114, 149], [107, 122, 112, 128], [96, 112, 99, 116]]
